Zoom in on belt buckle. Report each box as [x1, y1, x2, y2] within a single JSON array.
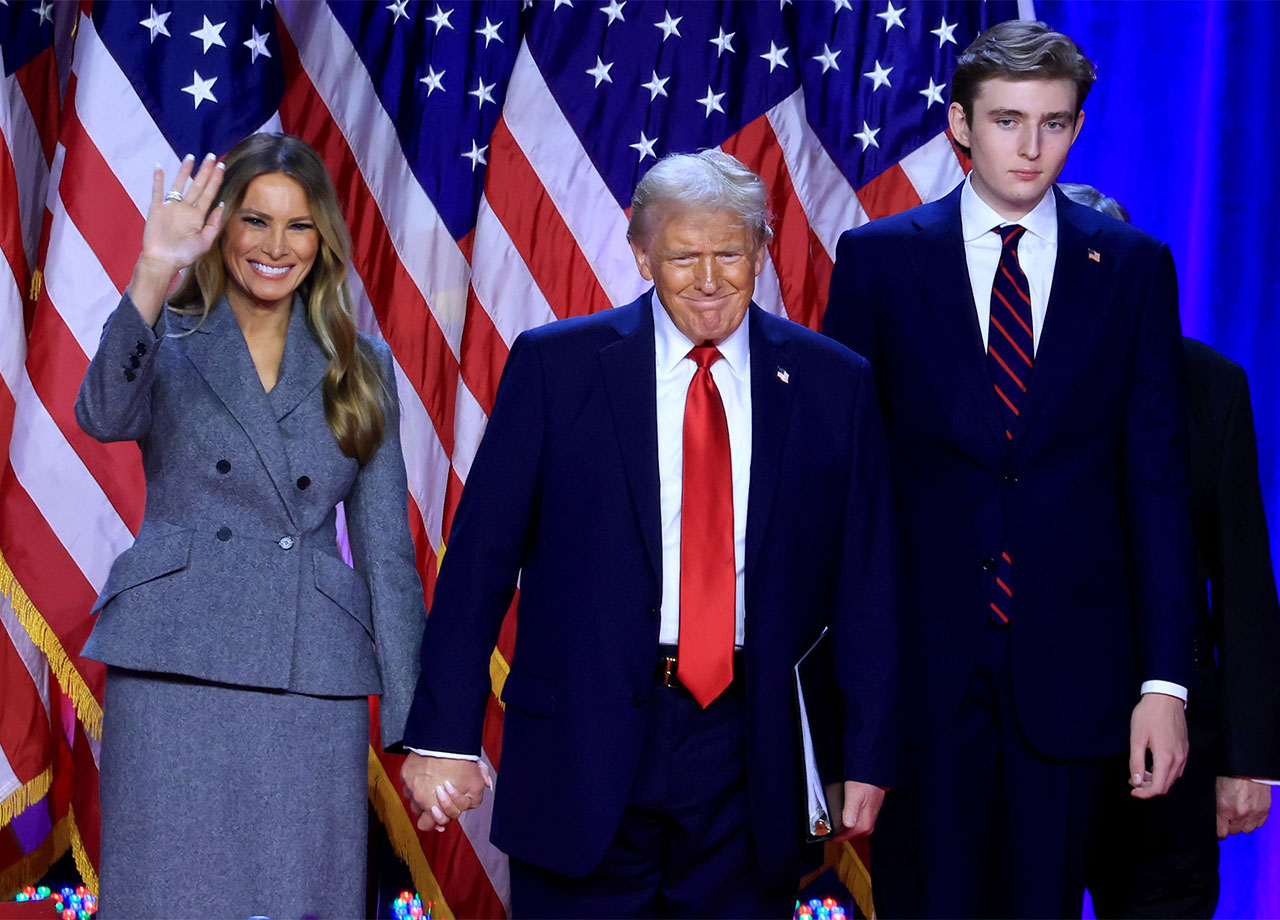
[[660, 656, 678, 688]]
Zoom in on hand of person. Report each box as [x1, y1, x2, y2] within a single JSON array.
[[1215, 776, 1271, 838], [1128, 692, 1188, 799], [140, 152, 227, 273], [399, 754, 492, 833], [835, 781, 886, 839], [127, 152, 227, 325]]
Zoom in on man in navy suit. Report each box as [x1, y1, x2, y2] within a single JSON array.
[[822, 21, 1196, 918], [1059, 184, 1280, 919], [399, 150, 899, 917]]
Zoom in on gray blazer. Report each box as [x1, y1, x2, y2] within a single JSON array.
[[76, 293, 423, 747]]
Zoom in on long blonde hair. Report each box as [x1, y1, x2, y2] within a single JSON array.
[[170, 134, 386, 463]]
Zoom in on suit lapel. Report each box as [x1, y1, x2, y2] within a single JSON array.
[[1013, 191, 1109, 451], [174, 298, 300, 526], [905, 190, 1007, 455], [744, 307, 795, 579], [268, 296, 328, 422], [599, 297, 662, 582]]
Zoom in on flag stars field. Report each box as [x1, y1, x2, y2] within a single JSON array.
[[427, 5, 454, 34], [139, 4, 170, 42], [181, 70, 218, 109], [420, 66, 446, 96], [876, 2, 905, 32], [385, 0, 410, 26], [190, 15, 226, 53]]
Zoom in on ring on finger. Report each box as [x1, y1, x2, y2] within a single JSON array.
[[163, 190, 184, 203]]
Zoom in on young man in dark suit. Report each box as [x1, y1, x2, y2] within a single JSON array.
[[1061, 183, 1280, 919], [822, 22, 1197, 918], [399, 150, 899, 918]]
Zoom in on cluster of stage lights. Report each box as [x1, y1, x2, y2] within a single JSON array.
[[795, 896, 847, 920], [391, 890, 432, 920], [11, 885, 97, 918]]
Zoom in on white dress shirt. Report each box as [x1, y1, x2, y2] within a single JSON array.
[[652, 291, 751, 647], [960, 176, 1187, 705], [961, 175, 1057, 356]]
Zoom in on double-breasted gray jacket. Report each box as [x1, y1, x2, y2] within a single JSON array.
[[76, 293, 424, 747]]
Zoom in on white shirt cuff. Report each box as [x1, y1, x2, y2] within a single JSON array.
[[1250, 778, 1280, 786], [1140, 680, 1188, 706], [406, 747, 480, 761]]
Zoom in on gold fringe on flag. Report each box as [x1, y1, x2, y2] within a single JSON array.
[[0, 768, 52, 830], [67, 805, 98, 896], [799, 840, 877, 920], [833, 840, 876, 920], [28, 269, 42, 302], [367, 746, 454, 920], [0, 813, 70, 899], [0, 547, 103, 739], [489, 648, 509, 707]]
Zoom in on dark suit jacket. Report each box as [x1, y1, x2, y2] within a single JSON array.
[[1183, 338, 1280, 778], [403, 294, 898, 879], [75, 294, 424, 747], [822, 184, 1196, 760]]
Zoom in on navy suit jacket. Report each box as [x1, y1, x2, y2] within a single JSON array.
[[823, 184, 1196, 760], [1182, 339, 1280, 778], [404, 294, 898, 879]]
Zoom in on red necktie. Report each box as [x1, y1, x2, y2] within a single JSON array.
[[678, 344, 735, 708], [986, 225, 1033, 625]]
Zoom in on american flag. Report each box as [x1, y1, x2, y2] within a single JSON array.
[[0, 0, 1021, 913]]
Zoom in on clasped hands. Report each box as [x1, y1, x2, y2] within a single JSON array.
[[400, 754, 492, 833], [1128, 692, 1189, 799]]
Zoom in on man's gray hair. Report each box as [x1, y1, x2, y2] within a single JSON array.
[[628, 150, 774, 247]]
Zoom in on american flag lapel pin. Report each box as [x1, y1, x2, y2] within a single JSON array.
[[776, 367, 790, 384], [1087, 248, 1101, 263]]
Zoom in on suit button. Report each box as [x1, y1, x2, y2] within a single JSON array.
[[128, 354, 141, 369], [296, 476, 311, 490], [278, 535, 296, 550], [135, 340, 148, 355], [1004, 474, 1018, 485], [632, 692, 645, 708], [216, 527, 232, 542], [123, 368, 136, 382], [647, 605, 658, 619], [981, 557, 997, 572], [216, 459, 231, 474]]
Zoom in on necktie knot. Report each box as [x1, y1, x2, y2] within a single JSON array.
[[689, 344, 723, 371], [996, 224, 1026, 252]]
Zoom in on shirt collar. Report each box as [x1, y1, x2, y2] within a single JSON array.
[[651, 289, 750, 377], [960, 173, 1058, 246]]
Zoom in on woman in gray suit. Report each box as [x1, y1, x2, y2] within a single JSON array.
[[76, 134, 425, 918]]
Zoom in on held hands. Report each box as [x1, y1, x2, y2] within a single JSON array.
[[400, 754, 493, 833], [1128, 692, 1189, 799], [128, 153, 227, 324], [1216, 776, 1271, 839], [835, 781, 886, 840]]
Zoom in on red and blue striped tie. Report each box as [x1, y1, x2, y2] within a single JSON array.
[[987, 225, 1033, 625]]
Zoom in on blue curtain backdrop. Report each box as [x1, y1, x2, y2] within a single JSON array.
[[1037, 2, 1280, 916]]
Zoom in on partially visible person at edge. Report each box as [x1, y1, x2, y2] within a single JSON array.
[[1060, 182, 1280, 919], [75, 133, 424, 919], [822, 21, 1197, 918], [398, 150, 899, 918]]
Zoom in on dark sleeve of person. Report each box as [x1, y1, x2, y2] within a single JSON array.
[[400, 329, 546, 755], [822, 229, 880, 369], [1212, 365, 1280, 779], [831, 355, 899, 788], [1124, 244, 1197, 688]]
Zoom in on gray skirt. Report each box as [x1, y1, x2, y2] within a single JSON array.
[[99, 667, 369, 920]]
